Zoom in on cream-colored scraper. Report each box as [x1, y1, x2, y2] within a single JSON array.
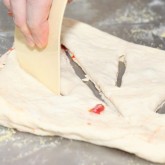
[[15, 0, 68, 94]]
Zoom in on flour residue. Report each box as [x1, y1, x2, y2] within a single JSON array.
[[114, 5, 160, 24], [65, 0, 98, 22], [96, 0, 162, 27], [149, 0, 165, 7], [0, 126, 15, 143], [0, 126, 64, 164]]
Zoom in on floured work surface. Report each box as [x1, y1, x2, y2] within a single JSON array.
[[0, 18, 165, 164]]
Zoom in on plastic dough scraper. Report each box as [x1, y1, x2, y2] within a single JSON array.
[[14, 0, 68, 94]]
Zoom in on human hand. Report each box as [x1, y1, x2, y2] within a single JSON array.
[[3, 0, 72, 48]]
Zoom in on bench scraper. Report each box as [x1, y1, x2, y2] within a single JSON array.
[[14, 0, 68, 95]]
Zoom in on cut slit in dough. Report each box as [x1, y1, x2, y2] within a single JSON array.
[[62, 18, 165, 116], [0, 18, 165, 163]]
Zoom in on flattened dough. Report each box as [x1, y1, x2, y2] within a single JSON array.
[[62, 18, 165, 116], [0, 18, 165, 163]]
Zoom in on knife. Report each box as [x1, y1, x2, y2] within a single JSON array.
[[15, 0, 68, 95]]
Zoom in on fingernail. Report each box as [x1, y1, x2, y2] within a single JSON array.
[[36, 40, 47, 49], [33, 35, 47, 49], [8, 11, 13, 17], [36, 42, 44, 49], [33, 37, 43, 48], [26, 39, 35, 47]]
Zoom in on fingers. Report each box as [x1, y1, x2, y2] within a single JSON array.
[[10, 0, 35, 47], [27, 0, 52, 48], [3, 0, 11, 10], [4, 0, 71, 48], [3, 0, 12, 16]]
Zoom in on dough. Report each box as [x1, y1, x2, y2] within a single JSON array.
[[62, 18, 165, 116], [0, 18, 165, 163]]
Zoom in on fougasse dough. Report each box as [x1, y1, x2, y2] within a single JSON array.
[[0, 18, 165, 163]]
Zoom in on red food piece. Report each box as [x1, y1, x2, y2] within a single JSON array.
[[71, 55, 75, 59], [89, 104, 105, 114]]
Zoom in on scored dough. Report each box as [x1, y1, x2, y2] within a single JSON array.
[[62, 18, 165, 116], [61, 18, 127, 96], [0, 18, 165, 163]]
